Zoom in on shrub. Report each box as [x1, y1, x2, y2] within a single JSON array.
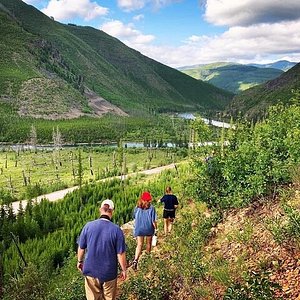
[[3, 263, 48, 300], [190, 103, 300, 209], [224, 271, 281, 300]]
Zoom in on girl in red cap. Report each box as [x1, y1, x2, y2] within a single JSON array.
[[132, 191, 157, 270]]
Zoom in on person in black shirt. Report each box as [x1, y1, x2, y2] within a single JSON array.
[[160, 186, 178, 235]]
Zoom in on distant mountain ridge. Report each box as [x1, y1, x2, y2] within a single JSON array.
[[248, 60, 297, 71], [178, 62, 283, 94], [178, 60, 297, 72], [0, 0, 232, 119], [227, 62, 300, 120]]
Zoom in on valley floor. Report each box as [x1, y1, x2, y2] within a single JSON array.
[[10, 163, 178, 214]]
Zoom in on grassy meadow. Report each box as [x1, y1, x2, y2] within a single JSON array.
[[0, 146, 186, 201]]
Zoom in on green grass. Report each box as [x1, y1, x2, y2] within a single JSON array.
[[0, 11, 39, 95], [238, 82, 258, 91], [0, 147, 184, 200]]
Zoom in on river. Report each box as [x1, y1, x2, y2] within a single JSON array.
[[177, 113, 233, 128]]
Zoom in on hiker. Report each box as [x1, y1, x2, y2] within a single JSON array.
[[77, 199, 127, 300], [132, 191, 157, 270], [160, 186, 178, 235]]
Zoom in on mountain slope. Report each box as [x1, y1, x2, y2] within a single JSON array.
[[227, 63, 300, 119], [249, 60, 297, 71], [179, 62, 283, 94], [0, 0, 233, 119]]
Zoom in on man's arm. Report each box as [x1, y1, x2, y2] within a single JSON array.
[[77, 247, 85, 272], [117, 252, 127, 280]]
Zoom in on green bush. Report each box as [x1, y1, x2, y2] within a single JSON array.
[[224, 271, 281, 300], [190, 103, 300, 208], [3, 263, 48, 300], [284, 205, 300, 240]]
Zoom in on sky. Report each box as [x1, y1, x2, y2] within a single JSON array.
[[22, 0, 300, 68]]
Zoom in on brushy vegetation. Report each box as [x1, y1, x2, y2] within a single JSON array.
[[189, 101, 300, 209], [224, 271, 281, 300]]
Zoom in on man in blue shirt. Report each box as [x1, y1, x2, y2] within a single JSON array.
[[77, 199, 127, 300]]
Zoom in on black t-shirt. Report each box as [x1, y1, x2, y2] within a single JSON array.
[[160, 194, 178, 210]]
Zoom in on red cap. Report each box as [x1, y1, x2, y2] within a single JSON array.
[[141, 191, 152, 202]]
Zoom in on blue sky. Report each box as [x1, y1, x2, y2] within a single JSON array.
[[23, 0, 300, 67]]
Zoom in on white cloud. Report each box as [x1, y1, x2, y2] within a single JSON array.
[[101, 20, 155, 45], [133, 14, 144, 21], [113, 20, 300, 67], [186, 35, 211, 44], [205, 0, 300, 27], [117, 0, 181, 12], [110, 1, 300, 67], [117, 0, 145, 11], [98, 1, 300, 67], [187, 35, 201, 43], [41, 0, 108, 22], [152, 0, 181, 9], [198, 21, 300, 62]]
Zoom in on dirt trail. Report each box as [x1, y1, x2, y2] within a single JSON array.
[[11, 163, 176, 214]]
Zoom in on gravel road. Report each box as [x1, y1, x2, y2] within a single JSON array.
[[10, 163, 176, 214]]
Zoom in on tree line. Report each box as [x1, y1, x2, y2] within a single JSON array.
[[0, 109, 190, 145]]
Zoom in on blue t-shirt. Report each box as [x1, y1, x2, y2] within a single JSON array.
[[78, 218, 126, 282], [133, 205, 157, 237], [160, 194, 178, 210]]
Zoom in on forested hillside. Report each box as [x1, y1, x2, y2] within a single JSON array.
[[179, 62, 283, 94], [227, 63, 300, 119], [0, 0, 232, 119]]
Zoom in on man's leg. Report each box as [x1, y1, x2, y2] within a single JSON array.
[[85, 276, 101, 300], [102, 278, 117, 300]]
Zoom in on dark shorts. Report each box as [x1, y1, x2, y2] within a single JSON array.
[[163, 209, 175, 219]]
